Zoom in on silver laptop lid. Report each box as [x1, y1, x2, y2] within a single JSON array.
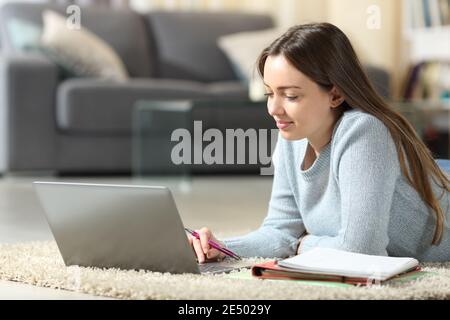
[[33, 181, 200, 274]]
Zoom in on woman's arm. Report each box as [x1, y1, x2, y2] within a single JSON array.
[[222, 134, 306, 258], [299, 116, 400, 256]]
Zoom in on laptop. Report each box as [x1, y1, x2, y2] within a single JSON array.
[[33, 181, 252, 274]]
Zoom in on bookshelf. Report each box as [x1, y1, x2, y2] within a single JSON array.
[[403, 0, 450, 62], [402, 0, 450, 62], [401, 0, 450, 102], [406, 25, 450, 62], [403, 0, 450, 29], [400, 1, 449, 158]]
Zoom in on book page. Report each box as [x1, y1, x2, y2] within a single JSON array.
[[278, 248, 418, 280]]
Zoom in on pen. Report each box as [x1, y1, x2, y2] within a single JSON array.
[[185, 227, 242, 260]]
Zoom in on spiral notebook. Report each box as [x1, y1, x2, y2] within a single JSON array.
[[252, 247, 421, 285]]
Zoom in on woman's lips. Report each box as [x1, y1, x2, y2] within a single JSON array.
[[276, 121, 294, 130]]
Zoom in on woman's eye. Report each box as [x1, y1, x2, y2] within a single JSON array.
[[286, 96, 298, 101], [264, 93, 274, 98]]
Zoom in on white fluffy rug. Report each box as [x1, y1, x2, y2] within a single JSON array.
[[1, 241, 450, 300]]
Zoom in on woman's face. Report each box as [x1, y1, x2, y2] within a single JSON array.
[[263, 54, 338, 142]]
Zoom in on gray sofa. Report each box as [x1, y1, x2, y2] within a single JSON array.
[[0, 2, 390, 174]]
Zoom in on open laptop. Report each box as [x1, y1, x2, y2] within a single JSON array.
[[33, 181, 252, 274]]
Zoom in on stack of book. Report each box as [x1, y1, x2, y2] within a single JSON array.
[[251, 248, 422, 286], [402, 62, 450, 102], [409, 0, 450, 28]]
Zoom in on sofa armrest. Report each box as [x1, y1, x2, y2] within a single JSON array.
[[0, 53, 59, 172]]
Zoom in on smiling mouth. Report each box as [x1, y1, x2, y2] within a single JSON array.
[[276, 121, 294, 130]]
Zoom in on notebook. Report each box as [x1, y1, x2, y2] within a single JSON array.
[[252, 248, 421, 285]]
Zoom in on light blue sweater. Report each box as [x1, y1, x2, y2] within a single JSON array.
[[222, 109, 450, 262]]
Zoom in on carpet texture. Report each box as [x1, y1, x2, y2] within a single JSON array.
[[1, 241, 450, 300]]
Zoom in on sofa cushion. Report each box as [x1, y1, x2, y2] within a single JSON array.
[[41, 10, 128, 81], [144, 11, 274, 83], [0, 2, 153, 78], [217, 28, 284, 82], [217, 28, 284, 101], [56, 79, 248, 134]]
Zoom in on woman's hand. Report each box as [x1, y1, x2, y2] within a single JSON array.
[[187, 227, 226, 264]]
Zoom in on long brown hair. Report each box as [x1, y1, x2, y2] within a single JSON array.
[[258, 23, 449, 245]]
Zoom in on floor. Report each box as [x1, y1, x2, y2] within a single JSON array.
[[0, 173, 273, 299]]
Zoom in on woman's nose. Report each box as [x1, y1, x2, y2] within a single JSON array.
[[267, 97, 285, 117]]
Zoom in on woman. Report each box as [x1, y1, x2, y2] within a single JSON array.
[[188, 23, 450, 262]]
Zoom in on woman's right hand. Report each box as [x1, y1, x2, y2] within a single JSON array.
[[187, 227, 226, 264]]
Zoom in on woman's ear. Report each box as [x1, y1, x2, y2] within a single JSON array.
[[329, 86, 345, 108]]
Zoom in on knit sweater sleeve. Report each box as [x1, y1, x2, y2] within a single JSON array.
[[221, 134, 306, 258], [300, 115, 401, 256]]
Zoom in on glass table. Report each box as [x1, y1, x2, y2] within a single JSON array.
[[132, 98, 276, 178]]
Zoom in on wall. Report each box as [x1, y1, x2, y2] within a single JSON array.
[[325, 0, 403, 98]]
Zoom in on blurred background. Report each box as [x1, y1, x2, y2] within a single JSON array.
[[0, 0, 448, 176], [28, 0, 450, 100]]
